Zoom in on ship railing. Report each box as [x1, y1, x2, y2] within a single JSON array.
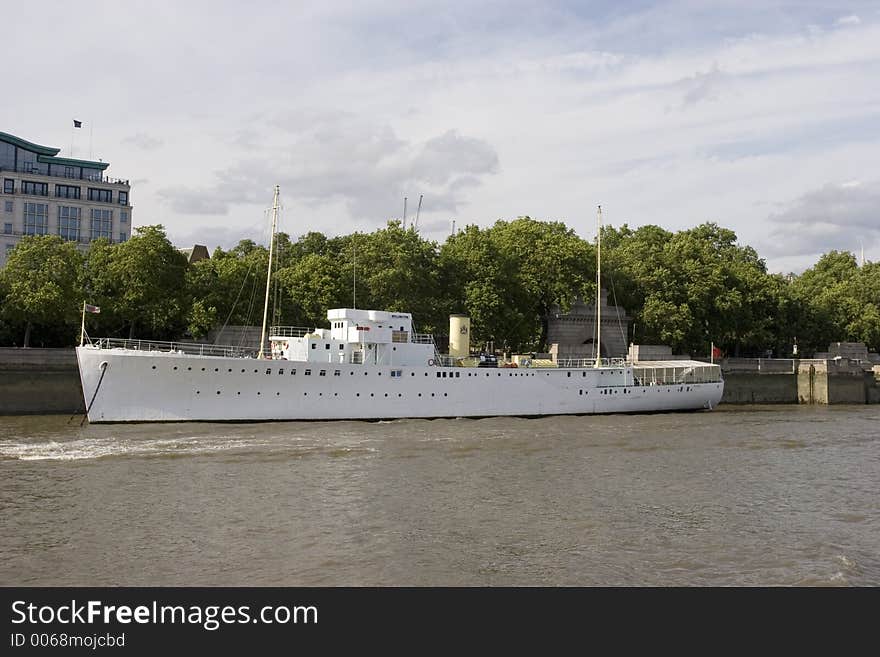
[[269, 326, 312, 338], [91, 337, 256, 358], [435, 355, 458, 367], [556, 357, 628, 368], [411, 333, 435, 344]]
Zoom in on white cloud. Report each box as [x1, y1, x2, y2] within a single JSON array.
[[836, 15, 862, 26]]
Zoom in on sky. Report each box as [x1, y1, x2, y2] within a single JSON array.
[[2, 0, 879, 273]]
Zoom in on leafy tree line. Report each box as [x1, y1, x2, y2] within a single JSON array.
[[1, 220, 878, 357]]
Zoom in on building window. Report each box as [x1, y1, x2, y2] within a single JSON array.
[[3, 179, 13, 194], [3, 222, 11, 234], [55, 184, 81, 199], [3, 201, 11, 213], [22, 181, 48, 196], [63, 166, 76, 179], [120, 211, 129, 223], [118, 191, 128, 205], [87, 188, 112, 203], [89, 208, 112, 240], [5, 243, 14, 254], [23, 202, 48, 235], [119, 231, 127, 242], [58, 206, 81, 241]]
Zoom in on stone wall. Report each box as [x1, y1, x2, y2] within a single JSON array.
[[546, 290, 631, 359], [0, 348, 83, 415]]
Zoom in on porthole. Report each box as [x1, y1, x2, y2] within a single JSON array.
[[237, 392, 241, 395], [385, 393, 389, 397], [173, 366, 178, 371], [356, 393, 360, 397], [444, 393, 448, 397], [257, 392, 261, 396], [227, 368, 232, 372], [152, 365, 157, 370], [370, 393, 374, 397], [196, 390, 200, 395], [214, 368, 219, 372], [277, 392, 281, 396], [398, 393, 402, 397], [216, 390, 221, 395], [201, 367, 206, 371]]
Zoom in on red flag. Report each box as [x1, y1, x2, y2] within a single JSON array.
[[84, 304, 100, 314], [712, 346, 722, 359]]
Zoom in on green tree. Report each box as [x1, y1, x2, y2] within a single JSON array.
[[0, 236, 83, 347], [84, 225, 190, 340]]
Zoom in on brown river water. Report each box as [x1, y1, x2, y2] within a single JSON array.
[[1, 406, 877, 586]]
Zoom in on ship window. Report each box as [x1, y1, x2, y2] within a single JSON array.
[[311, 344, 316, 349], [567, 372, 571, 377], [325, 344, 330, 350], [278, 368, 284, 375], [455, 372, 460, 378], [339, 344, 344, 350], [291, 369, 296, 375], [583, 372, 586, 377], [319, 370, 326, 376], [437, 372, 441, 378], [266, 368, 271, 374], [305, 369, 311, 376], [442, 372, 447, 378], [334, 370, 340, 376]]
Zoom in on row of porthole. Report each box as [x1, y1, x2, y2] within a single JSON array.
[[195, 390, 451, 398], [156, 364, 621, 378]]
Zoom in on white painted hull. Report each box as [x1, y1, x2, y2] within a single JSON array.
[[76, 346, 724, 423]]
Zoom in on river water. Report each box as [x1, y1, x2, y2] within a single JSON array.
[[1, 406, 877, 586]]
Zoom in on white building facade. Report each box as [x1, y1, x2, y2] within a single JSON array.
[[0, 131, 132, 267]]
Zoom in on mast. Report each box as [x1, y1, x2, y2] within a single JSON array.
[[595, 205, 602, 368], [258, 185, 280, 360]]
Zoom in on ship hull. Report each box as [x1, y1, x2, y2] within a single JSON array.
[[76, 347, 724, 423]]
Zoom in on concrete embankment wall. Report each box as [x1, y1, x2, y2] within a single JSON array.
[[0, 348, 83, 415], [719, 357, 876, 405], [720, 359, 798, 404]]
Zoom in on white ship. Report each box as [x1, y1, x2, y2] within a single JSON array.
[[75, 188, 723, 423]]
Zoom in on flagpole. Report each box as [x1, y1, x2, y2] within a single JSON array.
[[80, 302, 86, 347]]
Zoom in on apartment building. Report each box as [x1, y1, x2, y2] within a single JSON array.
[[0, 130, 132, 267]]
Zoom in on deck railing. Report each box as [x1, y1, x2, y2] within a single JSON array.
[[269, 326, 312, 338], [90, 337, 256, 358]]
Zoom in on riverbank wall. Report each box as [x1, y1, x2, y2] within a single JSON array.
[[0, 348, 82, 414]]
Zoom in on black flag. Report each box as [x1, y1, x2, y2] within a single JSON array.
[[73, 119, 82, 128]]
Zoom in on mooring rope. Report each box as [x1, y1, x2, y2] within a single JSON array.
[[80, 360, 108, 427]]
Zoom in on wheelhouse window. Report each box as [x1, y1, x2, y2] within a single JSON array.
[[23, 202, 48, 235]]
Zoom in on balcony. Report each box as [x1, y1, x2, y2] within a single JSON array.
[[0, 165, 130, 186]]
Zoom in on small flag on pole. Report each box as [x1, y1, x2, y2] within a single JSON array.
[[84, 304, 100, 314], [73, 119, 82, 128]]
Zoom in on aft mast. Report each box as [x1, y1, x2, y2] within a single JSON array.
[[594, 205, 602, 368], [258, 185, 280, 360]]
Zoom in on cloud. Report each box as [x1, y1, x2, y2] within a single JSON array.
[[836, 15, 862, 26], [121, 132, 164, 150], [156, 114, 499, 221], [680, 65, 726, 107], [763, 180, 880, 260]]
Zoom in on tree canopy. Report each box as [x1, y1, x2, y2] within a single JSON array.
[[1, 218, 878, 356]]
